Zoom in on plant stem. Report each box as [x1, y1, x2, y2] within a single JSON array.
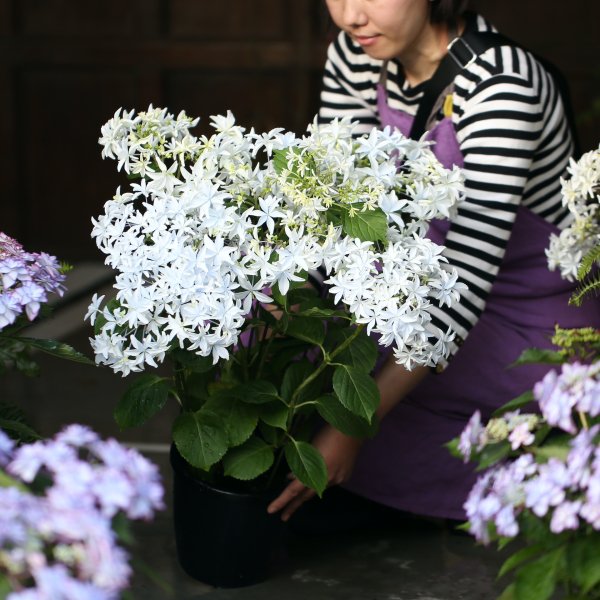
[[579, 411, 590, 430], [288, 323, 365, 408]]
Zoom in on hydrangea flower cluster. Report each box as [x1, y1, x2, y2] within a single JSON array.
[[0, 233, 66, 331], [459, 362, 600, 545], [458, 409, 541, 461], [0, 426, 164, 599], [546, 145, 600, 280], [87, 107, 465, 375]]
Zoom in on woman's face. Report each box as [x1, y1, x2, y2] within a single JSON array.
[[325, 0, 432, 61]]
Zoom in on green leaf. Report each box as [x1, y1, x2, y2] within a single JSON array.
[[281, 360, 321, 403], [514, 547, 564, 600], [0, 574, 13, 598], [0, 402, 40, 442], [332, 328, 378, 372], [0, 470, 28, 491], [169, 349, 215, 373], [492, 391, 536, 417], [497, 583, 516, 600], [114, 375, 171, 429], [512, 348, 564, 366], [13, 337, 95, 365], [284, 439, 327, 496], [0, 418, 40, 442], [532, 443, 569, 463], [287, 287, 318, 306], [332, 365, 380, 421], [232, 380, 280, 405], [315, 394, 378, 438], [297, 306, 348, 319], [567, 536, 600, 594], [476, 441, 511, 471], [203, 395, 258, 447], [272, 147, 297, 175], [223, 437, 274, 480], [445, 437, 462, 460], [342, 206, 388, 242], [498, 544, 545, 579], [172, 410, 229, 471], [259, 401, 289, 430], [286, 317, 325, 346]]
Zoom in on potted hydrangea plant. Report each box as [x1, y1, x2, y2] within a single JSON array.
[[87, 106, 465, 586], [450, 144, 600, 600]]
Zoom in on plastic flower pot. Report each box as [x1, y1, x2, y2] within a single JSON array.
[[169, 445, 286, 588]]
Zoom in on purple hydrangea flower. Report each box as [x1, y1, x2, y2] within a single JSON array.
[[550, 500, 582, 533], [524, 458, 569, 517], [0, 233, 66, 331], [0, 426, 164, 597], [458, 410, 484, 462], [0, 430, 14, 467]]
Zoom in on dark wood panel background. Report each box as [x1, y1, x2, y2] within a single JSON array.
[[1, 0, 598, 261]]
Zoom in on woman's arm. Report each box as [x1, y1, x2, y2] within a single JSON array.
[[266, 359, 429, 521]]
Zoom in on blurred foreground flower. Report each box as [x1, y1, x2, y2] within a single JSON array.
[[0, 425, 164, 599]]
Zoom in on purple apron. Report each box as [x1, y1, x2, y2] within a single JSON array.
[[344, 82, 600, 520]]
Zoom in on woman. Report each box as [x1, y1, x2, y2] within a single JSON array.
[[268, 0, 600, 523]]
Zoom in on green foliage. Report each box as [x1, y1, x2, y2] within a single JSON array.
[[114, 375, 171, 429], [172, 410, 229, 471], [113, 303, 378, 497], [223, 437, 274, 480], [284, 439, 328, 497], [342, 206, 388, 242]]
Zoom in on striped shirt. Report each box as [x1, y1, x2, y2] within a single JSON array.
[[318, 13, 574, 364]]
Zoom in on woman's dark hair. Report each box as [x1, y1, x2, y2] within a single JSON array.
[[430, 0, 469, 24]]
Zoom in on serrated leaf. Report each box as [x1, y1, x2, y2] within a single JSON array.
[[332, 365, 379, 421], [114, 375, 171, 429], [259, 401, 289, 430], [567, 536, 600, 594], [169, 348, 215, 373], [514, 547, 564, 600], [223, 437, 274, 480], [531, 444, 569, 463], [331, 328, 378, 372], [497, 583, 516, 600], [342, 206, 388, 242], [284, 439, 327, 496], [287, 287, 318, 305], [476, 441, 511, 471], [315, 394, 377, 438], [0, 418, 40, 442], [281, 360, 320, 403], [13, 337, 95, 365], [297, 306, 347, 319], [492, 391, 535, 417], [286, 317, 325, 346], [232, 380, 280, 404], [512, 348, 564, 366], [498, 544, 545, 579], [172, 410, 228, 471], [203, 395, 258, 447]]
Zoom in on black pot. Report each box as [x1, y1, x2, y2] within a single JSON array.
[[170, 445, 286, 588]]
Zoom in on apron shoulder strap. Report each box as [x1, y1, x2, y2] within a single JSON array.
[[410, 14, 580, 156]]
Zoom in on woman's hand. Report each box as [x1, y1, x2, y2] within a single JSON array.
[[267, 425, 364, 521]]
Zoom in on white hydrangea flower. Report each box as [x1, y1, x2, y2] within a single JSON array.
[[90, 108, 466, 373]]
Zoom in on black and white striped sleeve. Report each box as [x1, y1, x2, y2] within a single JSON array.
[[427, 50, 548, 361]]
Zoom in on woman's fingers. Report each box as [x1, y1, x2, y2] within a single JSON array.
[[267, 477, 315, 520]]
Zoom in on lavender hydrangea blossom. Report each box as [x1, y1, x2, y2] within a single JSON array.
[[0, 233, 66, 330], [0, 426, 164, 598]]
